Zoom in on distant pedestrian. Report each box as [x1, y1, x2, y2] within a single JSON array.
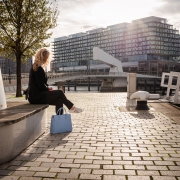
[[27, 48, 83, 114]]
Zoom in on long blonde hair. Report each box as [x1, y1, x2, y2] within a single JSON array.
[[33, 48, 50, 71]]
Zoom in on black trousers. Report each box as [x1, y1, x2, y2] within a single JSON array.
[[28, 90, 74, 114]]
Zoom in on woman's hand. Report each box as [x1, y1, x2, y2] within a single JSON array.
[[48, 87, 53, 91]]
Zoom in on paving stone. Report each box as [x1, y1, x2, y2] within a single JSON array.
[[7, 166, 28, 171], [70, 168, 91, 174], [0, 170, 14, 176], [30, 154, 48, 158], [137, 170, 160, 176], [0, 176, 19, 180], [154, 161, 175, 166], [123, 157, 142, 161], [164, 157, 180, 161], [12, 171, 35, 177], [92, 169, 113, 175], [28, 167, 49, 172], [49, 167, 70, 173], [133, 161, 154, 165], [113, 161, 132, 165], [66, 155, 84, 159], [168, 166, 180, 170], [60, 163, 80, 168], [33, 172, 56, 178], [15, 156, 36, 161], [1, 92, 180, 179], [160, 170, 180, 176], [80, 164, 100, 169], [40, 162, 60, 168], [35, 158, 54, 163], [57, 173, 79, 179], [19, 178, 42, 180], [79, 174, 102, 180], [152, 177, 176, 180], [93, 160, 112, 165], [146, 165, 168, 170], [9, 161, 23, 166], [74, 159, 92, 164], [125, 165, 145, 170], [115, 170, 136, 175], [55, 158, 74, 163], [143, 157, 162, 161], [104, 156, 122, 160], [76, 152, 94, 156], [85, 156, 102, 160], [103, 175, 126, 180], [21, 162, 41, 167], [103, 165, 123, 169], [128, 176, 150, 180]]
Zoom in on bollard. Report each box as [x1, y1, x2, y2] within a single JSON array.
[[135, 101, 149, 110], [130, 91, 160, 110]]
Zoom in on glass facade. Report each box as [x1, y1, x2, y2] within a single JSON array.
[[138, 60, 180, 76], [0, 57, 32, 74], [52, 16, 180, 74]]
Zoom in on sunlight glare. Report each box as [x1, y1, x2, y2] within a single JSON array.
[[91, 0, 162, 26]]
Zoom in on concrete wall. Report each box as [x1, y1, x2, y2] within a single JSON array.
[[0, 109, 47, 164]]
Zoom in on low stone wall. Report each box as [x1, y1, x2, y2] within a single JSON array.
[[0, 102, 48, 164]]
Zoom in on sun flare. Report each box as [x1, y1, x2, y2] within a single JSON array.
[[89, 0, 163, 27]]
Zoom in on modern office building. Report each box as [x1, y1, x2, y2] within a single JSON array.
[[52, 16, 180, 76], [0, 57, 32, 74]]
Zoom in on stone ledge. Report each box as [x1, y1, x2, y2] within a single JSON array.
[[0, 102, 49, 126]]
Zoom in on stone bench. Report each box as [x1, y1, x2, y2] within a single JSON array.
[[0, 102, 48, 165]]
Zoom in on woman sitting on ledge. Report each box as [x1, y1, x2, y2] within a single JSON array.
[[28, 48, 83, 114]]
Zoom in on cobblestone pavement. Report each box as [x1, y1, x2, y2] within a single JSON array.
[[1, 92, 180, 180]]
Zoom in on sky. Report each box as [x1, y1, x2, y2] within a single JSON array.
[[50, 0, 180, 40], [46, 0, 180, 69]]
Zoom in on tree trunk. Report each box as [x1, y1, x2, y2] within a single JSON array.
[[16, 52, 22, 97]]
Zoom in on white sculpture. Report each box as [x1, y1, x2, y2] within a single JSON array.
[[93, 47, 123, 74], [93, 47, 126, 90], [0, 68, 7, 110]]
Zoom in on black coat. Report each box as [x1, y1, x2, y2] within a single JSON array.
[[28, 66, 49, 101]]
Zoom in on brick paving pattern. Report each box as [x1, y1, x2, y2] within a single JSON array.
[[1, 92, 180, 180]]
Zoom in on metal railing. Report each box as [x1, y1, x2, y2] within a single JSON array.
[[2, 71, 160, 82], [59, 72, 109, 77], [2, 73, 29, 81]]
